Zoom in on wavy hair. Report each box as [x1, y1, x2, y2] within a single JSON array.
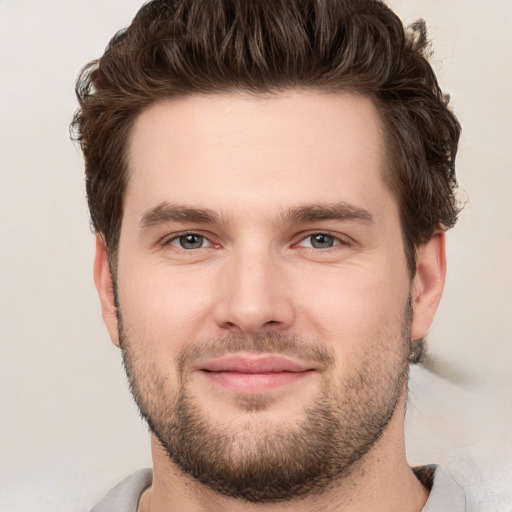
[[71, 0, 461, 277]]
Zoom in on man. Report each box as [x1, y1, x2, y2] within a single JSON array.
[[72, 0, 465, 510]]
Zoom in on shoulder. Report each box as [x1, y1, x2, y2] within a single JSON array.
[[414, 464, 466, 512], [90, 469, 153, 512]]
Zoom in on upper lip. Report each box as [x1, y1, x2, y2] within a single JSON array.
[[198, 354, 315, 373]]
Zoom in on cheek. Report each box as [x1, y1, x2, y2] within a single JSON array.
[[117, 263, 217, 353], [294, 262, 410, 365]]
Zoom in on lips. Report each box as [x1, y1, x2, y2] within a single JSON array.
[[201, 355, 313, 373], [198, 354, 315, 392]]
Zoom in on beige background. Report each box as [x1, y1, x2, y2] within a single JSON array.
[[0, 1, 510, 510]]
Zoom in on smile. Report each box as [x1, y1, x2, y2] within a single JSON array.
[[198, 354, 316, 392]]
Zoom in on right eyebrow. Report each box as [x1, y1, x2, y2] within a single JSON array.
[[139, 202, 222, 230]]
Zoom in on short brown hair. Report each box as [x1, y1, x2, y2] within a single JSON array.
[[71, 0, 461, 275]]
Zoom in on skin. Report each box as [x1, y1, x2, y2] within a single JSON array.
[[94, 91, 446, 511]]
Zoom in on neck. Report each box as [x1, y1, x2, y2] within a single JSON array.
[[138, 401, 429, 512]]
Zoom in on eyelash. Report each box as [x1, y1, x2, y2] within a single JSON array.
[[162, 231, 350, 251], [162, 232, 214, 250], [295, 232, 349, 250]]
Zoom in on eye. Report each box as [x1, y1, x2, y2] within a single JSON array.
[[298, 233, 342, 249], [168, 233, 211, 250]]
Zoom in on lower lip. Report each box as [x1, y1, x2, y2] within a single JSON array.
[[200, 370, 314, 392]]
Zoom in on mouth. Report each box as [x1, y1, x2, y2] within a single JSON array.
[[197, 354, 317, 392]]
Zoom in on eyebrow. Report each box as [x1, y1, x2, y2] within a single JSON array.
[[139, 201, 373, 230], [140, 202, 221, 229], [282, 203, 373, 225]]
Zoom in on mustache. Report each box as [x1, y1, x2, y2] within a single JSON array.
[[176, 332, 335, 374]]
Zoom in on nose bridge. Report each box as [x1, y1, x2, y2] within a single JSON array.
[[215, 238, 294, 334]]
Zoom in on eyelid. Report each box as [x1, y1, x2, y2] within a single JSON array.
[[157, 229, 352, 250], [160, 230, 218, 249], [294, 231, 352, 249]]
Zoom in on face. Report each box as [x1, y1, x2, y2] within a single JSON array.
[[95, 91, 445, 502]]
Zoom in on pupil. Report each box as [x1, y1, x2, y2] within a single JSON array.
[[180, 234, 202, 249], [312, 234, 333, 248]]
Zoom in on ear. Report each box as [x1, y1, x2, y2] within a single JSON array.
[[411, 232, 447, 340], [93, 235, 120, 347]]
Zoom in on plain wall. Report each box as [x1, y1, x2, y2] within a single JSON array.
[[1, 1, 511, 510]]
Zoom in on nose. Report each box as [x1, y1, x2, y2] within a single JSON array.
[[213, 245, 295, 335]]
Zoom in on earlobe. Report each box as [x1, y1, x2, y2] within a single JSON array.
[[411, 232, 447, 341], [93, 235, 120, 347]]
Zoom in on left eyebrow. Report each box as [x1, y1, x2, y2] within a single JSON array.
[[282, 202, 374, 225]]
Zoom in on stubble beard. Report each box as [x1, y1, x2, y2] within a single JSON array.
[[118, 307, 411, 503]]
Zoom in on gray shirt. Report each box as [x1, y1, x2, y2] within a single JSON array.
[[90, 465, 466, 511]]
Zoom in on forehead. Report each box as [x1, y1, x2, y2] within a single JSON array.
[[125, 91, 391, 220]]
